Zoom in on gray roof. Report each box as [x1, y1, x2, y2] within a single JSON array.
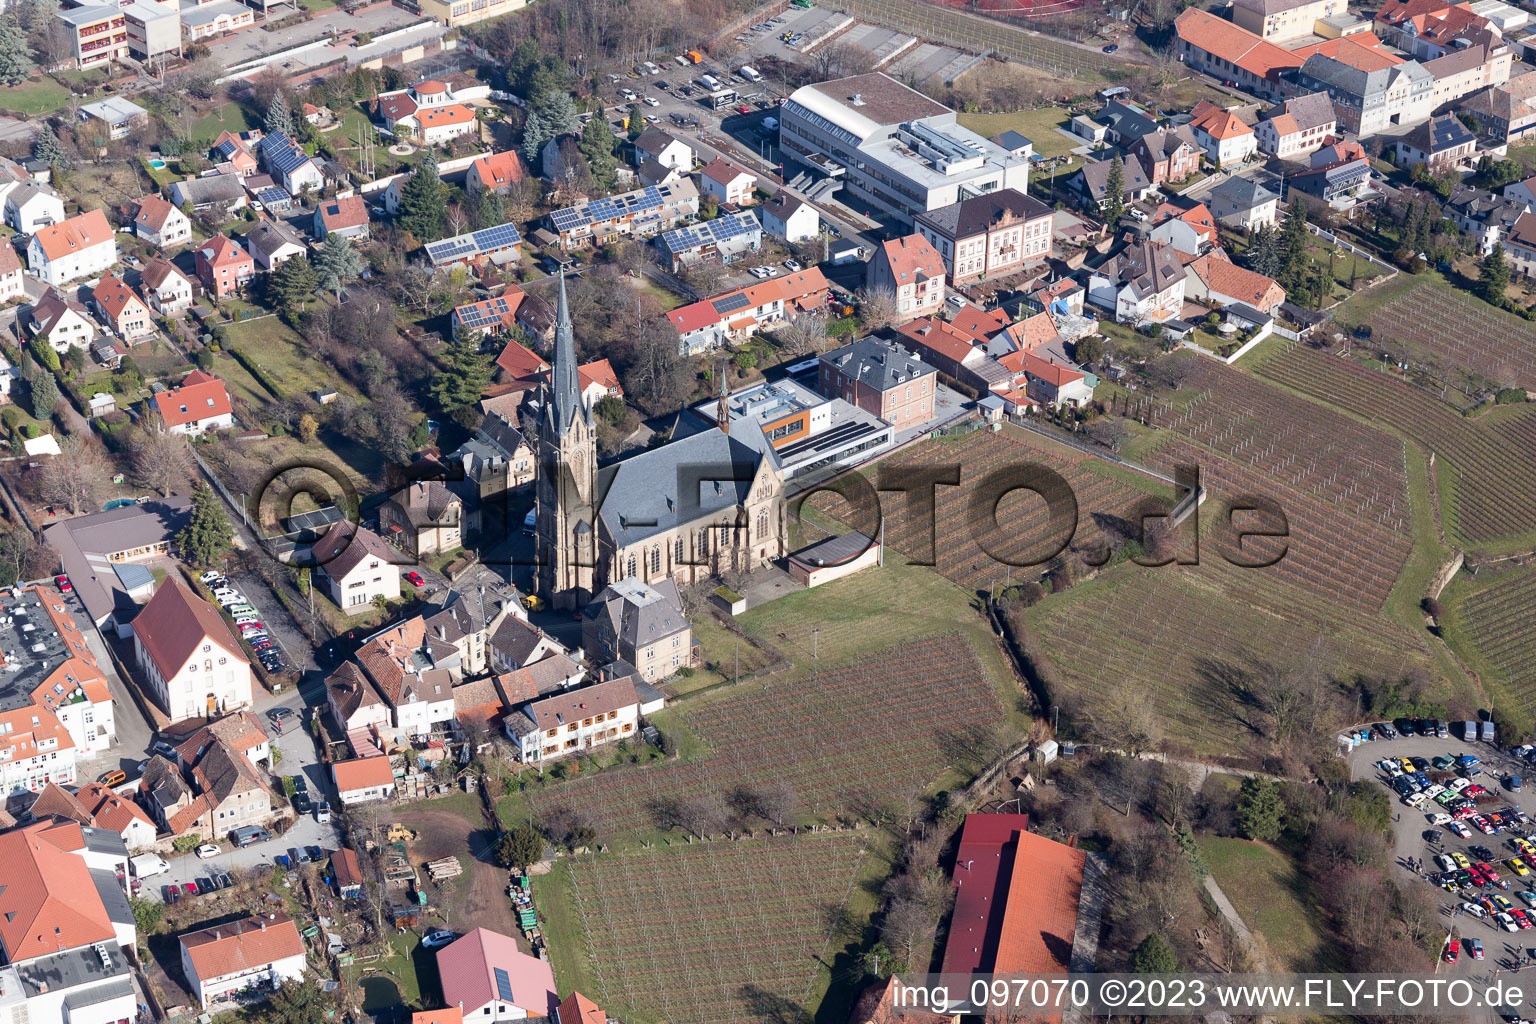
[[992, 129, 1033, 153], [1402, 113, 1476, 154], [81, 97, 147, 123], [913, 187, 1051, 240], [244, 220, 307, 259], [1102, 240, 1187, 299], [584, 577, 690, 648], [1074, 154, 1153, 201], [1209, 175, 1278, 209], [820, 336, 936, 392], [91, 866, 133, 927], [1268, 91, 1337, 131], [1233, 0, 1316, 16], [596, 426, 773, 545], [1101, 99, 1159, 140], [64, 979, 135, 1011], [311, 521, 402, 580], [1299, 53, 1431, 99], [169, 174, 247, 205], [43, 496, 193, 624], [15, 942, 129, 999], [634, 129, 685, 158], [111, 562, 155, 591], [545, 271, 592, 438], [790, 530, 876, 568]]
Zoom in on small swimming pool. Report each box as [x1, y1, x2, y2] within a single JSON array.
[[103, 498, 136, 510], [148, 159, 166, 169]]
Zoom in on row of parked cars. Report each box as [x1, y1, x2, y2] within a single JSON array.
[[200, 570, 285, 673]]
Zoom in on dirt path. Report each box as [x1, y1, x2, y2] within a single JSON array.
[[395, 809, 523, 946]]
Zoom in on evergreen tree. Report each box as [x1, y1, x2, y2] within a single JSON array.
[[1235, 777, 1285, 841], [314, 234, 365, 294], [27, 368, 57, 418], [578, 114, 619, 193], [1281, 199, 1310, 278], [536, 92, 579, 138], [31, 125, 68, 172], [626, 103, 644, 142], [521, 105, 551, 163], [1479, 243, 1511, 305], [268, 255, 318, 311], [429, 335, 495, 413], [1103, 156, 1126, 226], [495, 822, 544, 870], [0, 16, 34, 87], [1131, 933, 1179, 974], [395, 149, 446, 242], [1244, 224, 1282, 278], [472, 187, 504, 230], [176, 483, 233, 568], [265, 91, 294, 137]]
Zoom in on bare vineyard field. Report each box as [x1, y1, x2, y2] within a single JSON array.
[[528, 635, 1003, 836], [1145, 359, 1412, 611], [803, 428, 1172, 595], [1022, 555, 1439, 753], [543, 835, 868, 1024], [1442, 568, 1536, 727], [1257, 344, 1536, 549], [1356, 282, 1536, 390]]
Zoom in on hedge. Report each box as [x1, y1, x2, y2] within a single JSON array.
[[226, 346, 286, 401]]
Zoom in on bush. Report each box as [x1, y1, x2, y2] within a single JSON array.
[[1496, 388, 1527, 404]]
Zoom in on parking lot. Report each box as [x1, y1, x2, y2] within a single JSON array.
[[1350, 727, 1536, 1011]]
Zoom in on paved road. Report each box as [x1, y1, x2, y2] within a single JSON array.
[[206, 4, 420, 68]]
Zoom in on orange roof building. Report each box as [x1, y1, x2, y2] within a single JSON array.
[[1187, 101, 1258, 166], [153, 369, 234, 436], [179, 912, 307, 1006], [1174, 8, 1303, 96], [0, 820, 118, 961], [332, 755, 396, 803], [26, 208, 116, 287], [467, 150, 530, 196], [91, 273, 154, 342], [1187, 253, 1287, 311], [939, 815, 1086, 1021], [868, 234, 947, 320], [555, 993, 607, 1024], [413, 1009, 464, 1024]]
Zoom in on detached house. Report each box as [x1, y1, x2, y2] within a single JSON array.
[[1186, 252, 1287, 311], [1395, 112, 1477, 173], [464, 150, 530, 198], [91, 273, 154, 343], [381, 481, 463, 558], [1088, 239, 1188, 323], [450, 411, 536, 497], [255, 131, 325, 196], [583, 578, 693, 683], [4, 182, 64, 235], [1148, 201, 1218, 255], [180, 913, 306, 1009], [504, 676, 652, 763], [1128, 127, 1203, 186], [1069, 155, 1156, 211], [761, 191, 819, 243], [132, 576, 252, 724], [140, 257, 194, 315], [332, 755, 397, 804], [699, 156, 756, 205], [633, 129, 693, 173], [27, 208, 116, 287], [244, 221, 308, 271], [375, 79, 480, 145], [196, 234, 254, 298], [27, 288, 96, 352], [0, 244, 25, 305], [867, 234, 946, 321], [314, 195, 370, 240], [1206, 176, 1281, 230], [153, 369, 234, 436], [132, 194, 191, 249], [1188, 101, 1258, 166], [311, 521, 401, 614]]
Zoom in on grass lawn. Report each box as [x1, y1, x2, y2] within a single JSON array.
[[221, 315, 350, 399], [957, 107, 1079, 159], [1198, 835, 1324, 970], [140, 157, 179, 189], [208, 350, 277, 407], [0, 78, 72, 117], [190, 101, 255, 147]]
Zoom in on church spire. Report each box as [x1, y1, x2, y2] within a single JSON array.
[[549, 269, 590, 437]]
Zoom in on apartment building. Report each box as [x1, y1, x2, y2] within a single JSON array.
[[664, 267, 830, 354], [1292, 52, 1435, 135], [27, 209, 116, 287], [504, 677, 652, 763], [311, 521, 402, 614], [582, 578, 693, 683], [913, 187, 1052, 286], [131, 577, 251, 724], [1256, 92, 1338, 157], [818, 336, 938, 431], [866, 234, 946, 321], [1231, 0, 1344, 41]]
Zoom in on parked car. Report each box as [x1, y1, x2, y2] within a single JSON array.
[[97, 769, 126, 787], [421, 929, 457, 950], [315, 801, 332, 823], [195, 844, 220, 859], [268, 707, 295, 723], [404, 572, 425, 588], [1445, 939, 1460, 963], [54, 574, 70, 592]]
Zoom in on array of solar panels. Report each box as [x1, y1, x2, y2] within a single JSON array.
[[425, 221, 524, 265], [548, 185, 666, 234], [710, 290, 753, 316], [258, 130, 312, 177], [493, 968, 514, 1002], [255, 186, 291, 208], [660, 211, 761, 253], [453, 296, 516, 331]]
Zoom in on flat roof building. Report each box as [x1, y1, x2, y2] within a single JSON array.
[[779, 73, 1030, 224]]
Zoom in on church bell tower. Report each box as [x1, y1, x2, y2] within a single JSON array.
[[534, 271, 598, 610]]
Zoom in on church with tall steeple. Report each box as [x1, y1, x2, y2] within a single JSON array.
[[527, 272, 787, 611]]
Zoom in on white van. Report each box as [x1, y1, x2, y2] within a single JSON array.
[[130, 854, 169, 877], [700, 74, 721, 91], [739, 65, 763, 82], [522, 509, 537, 535]]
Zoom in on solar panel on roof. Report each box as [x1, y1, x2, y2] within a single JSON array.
[[494, 968, 513, 1002], [711, 292, 750, 315]]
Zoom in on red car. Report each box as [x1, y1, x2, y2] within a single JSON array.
[[181, 882, 197, 895], [737, 104, 750, 114], [1479, 862, 1502, 882], [404, 572, 425, 588], [1514, 909, 1533, 930], [1445, 939, 1460, 963], [54, 574, 70, 592]]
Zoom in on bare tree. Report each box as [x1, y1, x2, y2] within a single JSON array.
[[34, 436, 112, 515], [774, 312, 827, 358], [1084, 417, 1129, 451], [856, 285, 899, 332], [756, 779, 799, 828], [445, 203, 468, 237], [130, 420, 192, 496], [676, 793, 729, 838]]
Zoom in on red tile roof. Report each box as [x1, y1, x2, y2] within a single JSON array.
[[197, 234, 253, 272], [318, 195, 368, 231], [1293, 33, 1404, 70], [378, 93, 418, 123], [1175, 8, 1303, 77], [894, 317, 980, 365], [496, 337, 550, 380], [437, 928, 557, 1017], [1189, 102, 1254, 140], [153, 369, 233, 430], [947, 305, 1009, 343], [132, 575, 248, 681], [92, 273, 149, 326], [470, 150, 529, 190], [557, 992, 606, 1024], [181, 912, 304, 982], [880, 233, 943, 285], [665, 268, 830, 334], [1000, 348, 1084, 388], [578, 358, 621, 396], [1188, 253, 1286, 310], [33, 209, 112, 262], [699, 156, 754, 188], [0, 820, 114, 961], [413, 1009, 462, 1024], [333, 755, 394, 792], [994, 829, 1086, 975], [1152, 201, 1218, 245], [134, 194, 182, 234], [419, 104, 475, 128]]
